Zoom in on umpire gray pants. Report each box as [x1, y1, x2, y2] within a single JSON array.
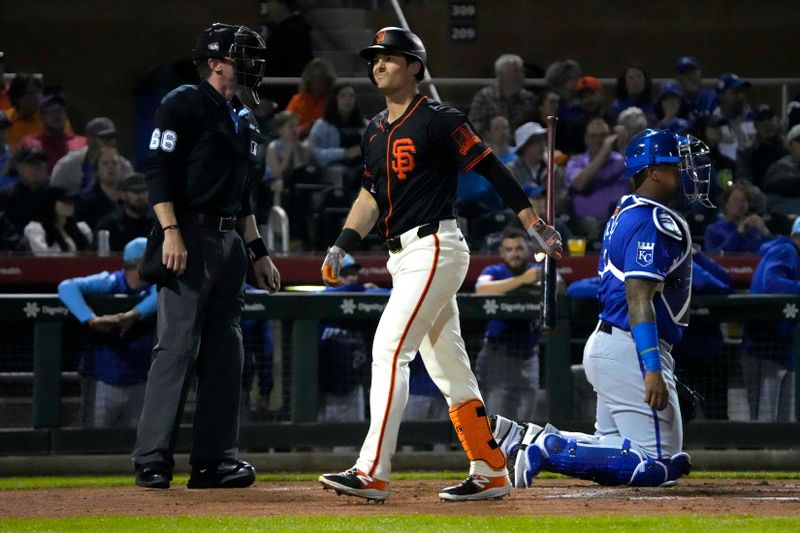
[[132, 223, 247, 467]]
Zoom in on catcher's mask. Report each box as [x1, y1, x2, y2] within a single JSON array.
[[192, 23, 266, 104]]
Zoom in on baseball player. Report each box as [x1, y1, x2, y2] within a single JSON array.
[[493, 128, 713, 488], [317, 27, 561, 502]]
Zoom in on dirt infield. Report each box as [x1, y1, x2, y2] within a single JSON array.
[[2, 478, 799, 518]]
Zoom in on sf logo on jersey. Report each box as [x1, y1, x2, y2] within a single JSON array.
[[391, 138, 416, 180]]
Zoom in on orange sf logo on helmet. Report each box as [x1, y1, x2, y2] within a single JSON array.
[[375, 31, 386, 44]]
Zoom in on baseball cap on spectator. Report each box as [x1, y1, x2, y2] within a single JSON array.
[[513, 122, 547, 152], [120, 172, 147, 192], [85, 117, 117, 138], [576, 76, 602, 94], [123, 237, 148, 262], [341, 254, 362, 273], [675, 56, 700, 73], [787, 124, 800, 144], [39, 94, 66, 110], [657, 80, 684, 100], [14, 145, 47, 164], [754, 104, 776, 122], [0, 109, 10, 129], [717, 73, 751, 93]]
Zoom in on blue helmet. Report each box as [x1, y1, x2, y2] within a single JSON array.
[[622, 128, 714, 207]]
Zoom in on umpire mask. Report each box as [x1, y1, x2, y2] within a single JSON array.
[[192, 23, 267, 104]]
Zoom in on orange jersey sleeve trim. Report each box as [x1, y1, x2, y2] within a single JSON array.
[[462, 146, 493, 172]]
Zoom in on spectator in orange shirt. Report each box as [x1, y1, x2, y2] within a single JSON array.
[[19, 95, 87, 174], [286, 58, 337, 138], [7, 74, 74, 147], [7, 74, 43, 147]]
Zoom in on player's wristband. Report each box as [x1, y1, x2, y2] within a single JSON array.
[[631, 322, 662, 373], [334, 228, 361, 252], [247, 238, 270, 260]]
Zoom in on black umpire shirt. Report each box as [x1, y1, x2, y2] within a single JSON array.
[[361, 94, 527, 239], [145, 81, 262, 218]]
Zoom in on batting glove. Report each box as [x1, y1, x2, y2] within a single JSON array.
[[321, 245, 346, 287], [527, 218, 563, 260]]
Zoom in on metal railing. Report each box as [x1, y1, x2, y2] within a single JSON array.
[[0, 292, 798, 455]]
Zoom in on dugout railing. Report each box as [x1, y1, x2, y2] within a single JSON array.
[[0, 292, 798, 455]]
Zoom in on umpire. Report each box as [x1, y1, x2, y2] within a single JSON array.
[[132, 23, 280, 489]]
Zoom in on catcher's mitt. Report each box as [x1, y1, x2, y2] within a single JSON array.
[[676, 379, 703, 425]]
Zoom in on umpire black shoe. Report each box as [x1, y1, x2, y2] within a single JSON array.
[[187, 459, 256, 489], [135, 462, 172, 489]]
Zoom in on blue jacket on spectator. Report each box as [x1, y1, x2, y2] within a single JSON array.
[[704, 219, 769, 254], [745, 236, 800, 367], [58, 270, 156, 385]]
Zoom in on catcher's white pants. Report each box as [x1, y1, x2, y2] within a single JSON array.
[[583, 321, 683, 459], [354, 220, 487, 480]]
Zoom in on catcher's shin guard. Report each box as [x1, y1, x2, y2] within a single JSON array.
[[449, 399, 505, 471], [527, 433, 644, 486], [527, 433, 691, 487]]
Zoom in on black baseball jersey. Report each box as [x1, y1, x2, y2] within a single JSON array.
[[361, 94, 493, 239], [145, 81, 263, 218]]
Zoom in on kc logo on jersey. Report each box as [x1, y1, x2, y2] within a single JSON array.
[[391, 138, 416, 180], [451, 123, 480, 156], [636, 241, 655, 267]]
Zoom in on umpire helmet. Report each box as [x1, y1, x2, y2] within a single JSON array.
[[359, 27, 427, 84], [623, 128, 714, 207], [192, 23, 266, 104]]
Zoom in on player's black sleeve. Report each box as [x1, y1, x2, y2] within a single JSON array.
[[473, 153, 532, 214]]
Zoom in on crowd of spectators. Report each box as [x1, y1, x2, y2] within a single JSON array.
[[2, 25, 800, 427]]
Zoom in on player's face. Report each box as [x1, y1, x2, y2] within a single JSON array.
[[372, 53, 417, 92], [655, 165, 681, 201], [500, 237, 530, 272]]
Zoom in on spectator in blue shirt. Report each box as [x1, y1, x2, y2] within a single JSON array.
[[741, 219, 800, 422], [610, 65, 656, 125], [474, 227, 547, 420], [58, 237, 156, 427], [704, 183, 771, 253], [673, 56, 716, 122]]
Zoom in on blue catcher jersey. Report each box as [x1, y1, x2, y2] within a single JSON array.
[[597, 194, 693, 345]]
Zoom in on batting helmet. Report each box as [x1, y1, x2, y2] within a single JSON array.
[[359, 27, 427, 84], [622, 128, 714, 207], [192, 23, 266, 104]]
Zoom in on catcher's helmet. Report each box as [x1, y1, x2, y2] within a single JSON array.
[[623, 128, 714, 207], [192, 23, 266, 104], [359, 27, 426, 84]]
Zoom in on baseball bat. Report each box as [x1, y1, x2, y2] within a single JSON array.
[[541, 115, 558, 332]]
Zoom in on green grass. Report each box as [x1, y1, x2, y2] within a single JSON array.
[[1, 471, 799, 490], [1, 516, 798, 533]]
